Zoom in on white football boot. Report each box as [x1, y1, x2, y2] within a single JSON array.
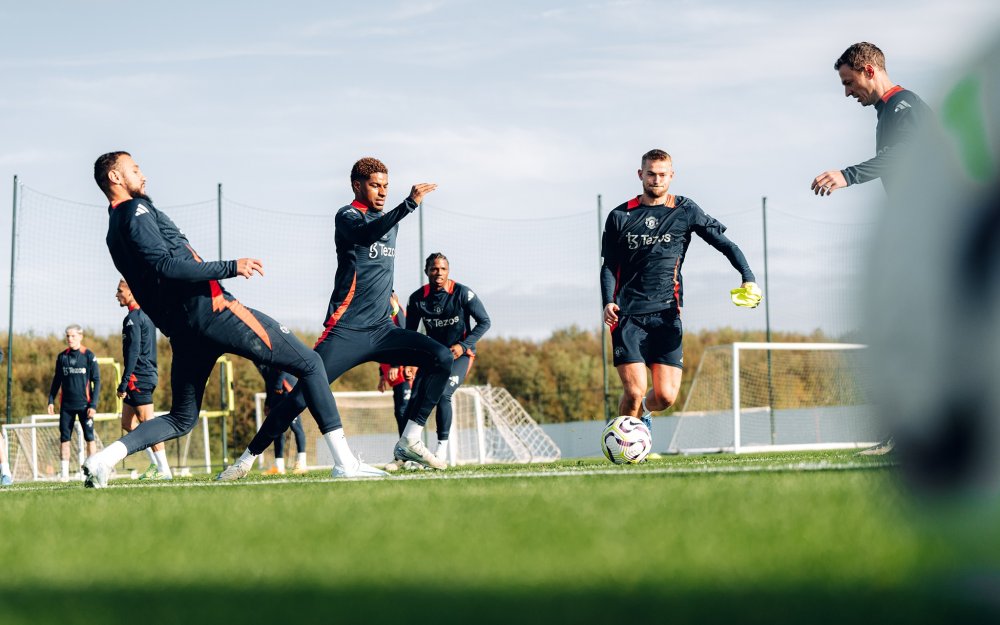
[[82, 456, 112, 489], [331, 461, 389, 479], [393, 437, 446, 470], [215, 463, 250, 481]]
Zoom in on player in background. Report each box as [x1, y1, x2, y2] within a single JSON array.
[[379, 292, 413, 435], [810, 42, 932, 456], [83, 151, 382, 488], [811, 42, 933, 199], [222, 157, 453, 477], [47, 324, 101, 481], [404, 253, 491, 464], [602, 149, 759, 449], [116, 279, 172, 481], [0, 430, 12, 486], [256, 364, 308, 475]]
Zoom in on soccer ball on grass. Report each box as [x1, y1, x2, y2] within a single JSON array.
[[601, 416, 652, 464]]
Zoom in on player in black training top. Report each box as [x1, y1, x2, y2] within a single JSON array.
[[256, 364, 308, 474], [811, 43, 932, 457], [230, 157, 453, 474], [404, 253, 491, 465], [83, 151, 381, 488], [47, 324, 100, 481], [115, 278, 172, 480], [811, 42, 933, 199], [601, 149, 758, 446]]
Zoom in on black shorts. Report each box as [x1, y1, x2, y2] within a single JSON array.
[[59, 407, 95, 443], [123, 386, 155, 407], [611, 309, 683, 368]]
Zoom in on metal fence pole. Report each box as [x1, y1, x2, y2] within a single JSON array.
[[598, 194, 610, 421], [762, 196, 775, 444], [6, 176, 18, 424]]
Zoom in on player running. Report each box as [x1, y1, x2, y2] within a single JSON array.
[[221, 157, 453, 478], [256, 364, 308, 475], [811, 42, 932, 456], [47, 324, 100, 481], [83, 151, 381, 487], [602, 149, 760, 448], [115, 279, 172, 480], [403, 253, 491, 465]]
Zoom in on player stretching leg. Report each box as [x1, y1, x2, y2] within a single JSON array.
[[256, 364, 308, 474], [115, 279, 171, 480], [83, 151, 380, 488], [222, 157, 453, 478], [601, 149, 760, 450], [810, 42, 932, 456], [404, 253, 491, 465]]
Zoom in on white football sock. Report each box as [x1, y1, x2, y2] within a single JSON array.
[[100, 441, 129, 466], [641, 396, 650, 415], [274, 457, 286, 473], [323, 429, 357, 469], [436, 439, 449, 458], [153, 450, 172, 478], [61, 460, 70, 477], [402, 420, 424, 442], [296, 452, 307, 469], [235, 449, 258, 469], [1, 461, 11, 477], [145, 448, 157, 464]]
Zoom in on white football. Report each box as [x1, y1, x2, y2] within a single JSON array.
[[601, 416, 652, 464]]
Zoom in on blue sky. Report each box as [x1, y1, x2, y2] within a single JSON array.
[[2, 1, 999, 339]]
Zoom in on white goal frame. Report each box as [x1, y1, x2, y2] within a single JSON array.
[[669, 342, 877, 455]]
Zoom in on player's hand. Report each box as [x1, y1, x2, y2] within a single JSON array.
[[87, 408, 96, 418], [731, 282, 763, 308], [47, 403, 55, 415], [117, 391, 126, 399], [408, 183, 437, 205], [236, 258, 264, 279], [449, 344, 464, 359], [810, 170, 847, 196], [603, 303, 619, 327], [403, 366, 417, 380], [377, 377, 387, 393], [387, 367, 400, 383]]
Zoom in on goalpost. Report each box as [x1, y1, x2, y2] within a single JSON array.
[[254, 384, 561, 469], [667, 342, 879, 454]]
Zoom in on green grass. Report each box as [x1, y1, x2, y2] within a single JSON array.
[[1, 451, 997, 624]]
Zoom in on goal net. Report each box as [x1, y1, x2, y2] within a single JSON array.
[[667, 342, 880, 454], [253, 385, 561, 469]]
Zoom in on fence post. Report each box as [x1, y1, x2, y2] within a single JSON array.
[[598, 194, 610, 421], [6, 176, 18, 424]]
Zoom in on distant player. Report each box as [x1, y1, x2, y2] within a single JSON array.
[[47, 324, 100, 482], [83, 151, 381, 488], [256, 364, 308, 474], [404, 253, 491, 464], [0, 429, 12, 486], [810, 43, 932, 456], [601, 149, 759, 447], [115, 279, 172, 480], [222, 157, 454, 477], [379, 292, 413, 436], [811, 42, 933, 199]]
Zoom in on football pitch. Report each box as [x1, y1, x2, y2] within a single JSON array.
[[1, 451, 996, 624]]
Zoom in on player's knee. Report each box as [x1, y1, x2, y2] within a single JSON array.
[[299, 350, 325, 377], [432, 344, 452, 371]]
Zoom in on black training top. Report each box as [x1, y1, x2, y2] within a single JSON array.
[[600, 195, 755, 315], [119, 306, 158, 394], [842, 86, 933, 196], [318, 197, 417, 336], [107, 198, 239, 337], [405, 280, 491, 355], [48, 346, 100, 410]]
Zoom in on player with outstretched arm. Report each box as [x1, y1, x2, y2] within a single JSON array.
[[601, 149, 760, 449]]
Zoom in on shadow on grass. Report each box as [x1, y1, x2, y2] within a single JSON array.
[[0, 580, 995, 625]]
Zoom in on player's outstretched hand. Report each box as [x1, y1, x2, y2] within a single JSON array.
[[409, 183, 437, 205], [603, 303, 619, 327], [731, 282, 762, 308], [236, 258, 264, 279], [811, 170, 847, 197]]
